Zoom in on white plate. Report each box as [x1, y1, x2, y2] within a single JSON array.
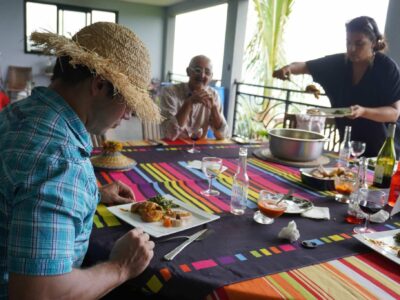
[[354, 229, 400, 265], [107, 195, 220, 238], [307, 107, 351, 118]]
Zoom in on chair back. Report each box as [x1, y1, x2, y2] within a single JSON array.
[[142, 121, 161, 140], [90, 134, 106, 148], [6, 66, 32, 92]]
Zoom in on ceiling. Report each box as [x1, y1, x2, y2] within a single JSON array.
[[119, 0, 186, 6]]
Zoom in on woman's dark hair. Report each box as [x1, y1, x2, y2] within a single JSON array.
[[346, 16, 386, 52], [51, 55, 114, 96]]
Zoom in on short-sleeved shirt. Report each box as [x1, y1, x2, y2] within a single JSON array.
[[0, 87, 99, 298], [307, 52, 400, 157], [160, 83, 229, 140]]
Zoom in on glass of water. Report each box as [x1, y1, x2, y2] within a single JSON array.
[[201, 157, 223, 196]]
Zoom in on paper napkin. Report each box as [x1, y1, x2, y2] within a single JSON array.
[[187, 160, 228, 173], [278, 220, 300, 242], [370, 210, 389, 223], [301, 207, 330, 220]]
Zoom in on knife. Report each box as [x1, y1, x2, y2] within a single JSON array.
[[163, 228, 208, 261]]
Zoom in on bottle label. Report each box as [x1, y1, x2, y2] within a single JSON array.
[[373, 165, 385, 184]]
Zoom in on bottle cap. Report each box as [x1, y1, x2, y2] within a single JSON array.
[[239, 147, 248, 156]]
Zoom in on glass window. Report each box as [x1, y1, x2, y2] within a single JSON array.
[[25, 1, 118, 54]]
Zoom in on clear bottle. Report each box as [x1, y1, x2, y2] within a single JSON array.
[[338, 126, 352, 168], [388, 161, 400, 207], [230, 147, 249, 215], [346, 157, 368, 224], [373, 123, 397, 188]]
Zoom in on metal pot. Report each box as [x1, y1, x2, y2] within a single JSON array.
[[268, 128, 327, 162]]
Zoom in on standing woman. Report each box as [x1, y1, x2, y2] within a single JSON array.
[[273, 16, 400, 157]]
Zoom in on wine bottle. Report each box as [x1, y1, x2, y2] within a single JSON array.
[[373, 123, 397, 188], [388, 161, 400, 207], [338, 126, 352, 167]]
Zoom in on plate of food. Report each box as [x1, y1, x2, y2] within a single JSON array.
[[306, 107, 352, 118], [107, 194, 220, 237], [354, 229, 400, 265], [281, 195, 314, 214], [300, 166, 355, 190]]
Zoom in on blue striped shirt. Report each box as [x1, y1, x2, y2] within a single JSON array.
[[0, 87, 99, 298]]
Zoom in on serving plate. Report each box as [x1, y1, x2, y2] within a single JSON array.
[[281, 195, 314, 214], [107, 195, 220, 238], [307, 107, 351, 118], [300, 167, 335, 190], [354, 229, 400, 265]]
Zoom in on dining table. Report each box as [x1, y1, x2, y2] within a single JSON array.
[[83, 138, 400, 300]]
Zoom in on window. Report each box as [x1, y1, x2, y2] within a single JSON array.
[[25, 1, 118, 53]]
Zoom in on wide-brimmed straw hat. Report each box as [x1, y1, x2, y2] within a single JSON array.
[[30, 22, 161, 123]]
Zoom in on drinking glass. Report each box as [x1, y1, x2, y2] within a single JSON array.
[[354, 189, 386, 234], [350, 141, 366, 165], [334, 171, 356, 203], [186, 127, 203, 153], [201, 157, 223, 196], [253, 190, 287, 224]]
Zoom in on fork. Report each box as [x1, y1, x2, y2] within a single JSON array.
[[157, 229, 214, 243]]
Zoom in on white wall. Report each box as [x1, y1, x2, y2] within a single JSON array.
[[0, 0, 165, 87]]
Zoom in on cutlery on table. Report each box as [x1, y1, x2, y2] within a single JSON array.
[[158, 229, 214, 243], [163, 228, 208, 261], [276, 189, 294, 205]]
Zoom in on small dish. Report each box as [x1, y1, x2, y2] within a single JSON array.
[[281, 195, 314, 214], [300, 168, 335, 190]]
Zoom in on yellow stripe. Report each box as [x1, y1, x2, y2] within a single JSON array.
[[169, 180, 213, 213], [93, 214, 104, 228], [219, 173, 259, 201], [329, 234, 345, 242], [146, 275, 163, 293], [260, 248, 272, 256], [141, 163, 165, 182], [96, 204, 121, 227], [279, 272, 316, 299], [265, 276, 293, 299], [147, 163, 171, 182], [291, 268, 333, 299]]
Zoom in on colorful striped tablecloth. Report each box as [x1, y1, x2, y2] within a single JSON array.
[[88, 140, 400, 299]]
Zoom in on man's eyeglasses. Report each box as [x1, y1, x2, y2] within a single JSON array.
[[190, 67, 212, 76]]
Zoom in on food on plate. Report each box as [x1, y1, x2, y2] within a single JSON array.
[[305, 84, 321, 99], [130, 195, 192, 226], [306, 108, 322, 115], [310, 166, 355, 179], [395, 232, 400, 244]]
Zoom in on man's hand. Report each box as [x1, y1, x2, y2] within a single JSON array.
[[109, 228, 155, 280], [189, 89, 213, 108], [100, 181, 135, 205]]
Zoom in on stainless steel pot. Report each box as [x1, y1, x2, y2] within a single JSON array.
[[268, 128, 327, 162]]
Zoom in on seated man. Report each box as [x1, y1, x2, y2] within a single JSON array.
[[160, 55, 229, 140], [0, 22, 159, 299]]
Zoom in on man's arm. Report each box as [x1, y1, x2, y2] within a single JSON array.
[[9, 228, 154, 300]]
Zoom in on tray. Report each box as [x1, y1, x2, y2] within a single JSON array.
[[107, 195, 220, 238]]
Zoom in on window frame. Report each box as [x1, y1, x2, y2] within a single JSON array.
[[24, 0, 119, 54]]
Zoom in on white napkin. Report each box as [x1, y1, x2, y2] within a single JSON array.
[[370, 210, 390, 223], [278, 220, 300, 242], [186, 160, 228, 173], [301, 207, 330, 220]]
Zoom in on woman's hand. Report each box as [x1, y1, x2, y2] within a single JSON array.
[[349, 105, 366, 119], [100, 181, 135, 205], [272, 65, 291, 80]]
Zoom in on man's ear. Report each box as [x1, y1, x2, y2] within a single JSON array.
[[91, 75, 107, 96]]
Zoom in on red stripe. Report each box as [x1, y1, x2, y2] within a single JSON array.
[[286, 270, 325, 299], [159, 162, 192, 181], [108, 172, 146, 201], [355, 252, 400, 282]]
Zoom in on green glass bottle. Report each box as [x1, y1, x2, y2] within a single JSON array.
[[373, 123, 397, 188]]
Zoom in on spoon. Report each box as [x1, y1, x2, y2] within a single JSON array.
[[276, 189, 293, 205]]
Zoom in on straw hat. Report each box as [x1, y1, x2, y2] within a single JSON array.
[[30, 22, 161, 123], [91, 141, 137, 171]]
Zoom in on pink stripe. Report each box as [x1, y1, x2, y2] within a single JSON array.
[[279, 244, 296, 251], [192, 259, 218, 270], [108, 172, 146, 201], [159, 162, 192, 181]]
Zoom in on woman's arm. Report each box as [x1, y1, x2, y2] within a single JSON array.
[[272, 62, 310, 80], [349, 100, 400, 122]]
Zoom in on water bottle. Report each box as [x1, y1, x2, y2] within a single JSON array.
[[338, 126, 352, 167], [230, 147, 249, 215]]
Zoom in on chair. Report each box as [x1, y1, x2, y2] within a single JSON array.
[[283, 113, 340, 152], [90, 134, 106, 148], [6, 66, 33, 101], [142, 121, 161, 140]]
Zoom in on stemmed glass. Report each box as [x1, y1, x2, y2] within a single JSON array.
[[201, 157, 223, 196], [350, 141, 366, 165], [354, 188, 386, 234], [186, 127, 203, 153], [253, 190, 287, 224]]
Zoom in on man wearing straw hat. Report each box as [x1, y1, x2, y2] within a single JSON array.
[[160, 55, 228, 140], [0, 22, 160, 299]]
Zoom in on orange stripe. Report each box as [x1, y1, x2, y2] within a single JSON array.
[[180, 264, 191, 272], [100, 171, 113, 184], [159, 268, 171, 281], [177, 181, 222, 213], [290, 268, 333, 299], [152, 163, 178, 181], [269, 246, 281, 254], [223, 276, 283, 300], [267, 273, 308, 299]]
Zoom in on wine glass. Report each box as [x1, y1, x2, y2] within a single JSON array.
[[334, 170, 357, 203], [350, 141, 366, 165], [253, 190, 287, 224], [354, 189, 386, 234], [201, 157, 223, 196], [186, 127, 203, 153]]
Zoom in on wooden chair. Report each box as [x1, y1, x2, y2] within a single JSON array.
[[6, 66, 33, 101], [90, 134, 106, 148], [142, 121, 161, 140], [283, 113, 340, 152]]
